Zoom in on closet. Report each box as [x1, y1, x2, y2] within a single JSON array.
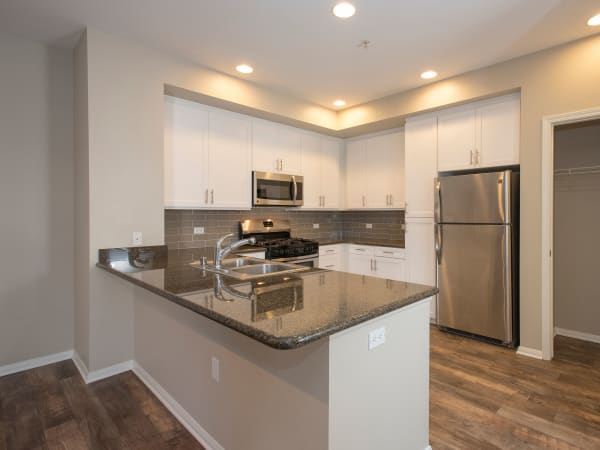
[[553, 119, 600, 344]]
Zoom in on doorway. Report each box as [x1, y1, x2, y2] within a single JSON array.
[[541, 107, 600, 360]]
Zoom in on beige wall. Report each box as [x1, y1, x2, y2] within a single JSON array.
[[553, 122, 600, 337], [0, 33, 74, 366], [338, 35, 600, 350]]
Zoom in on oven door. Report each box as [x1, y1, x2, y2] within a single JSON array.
[[253, 171, 304, 206], [272, 254, 318, 268]]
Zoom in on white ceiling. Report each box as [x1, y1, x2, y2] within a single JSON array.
[[1, 0, 599, 109]]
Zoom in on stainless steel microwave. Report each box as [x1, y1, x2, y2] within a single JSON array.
[[253, 171, 304, 206]]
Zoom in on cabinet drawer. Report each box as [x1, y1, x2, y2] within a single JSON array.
[[374, 247, 405, 259], [319, 244, 341, 256], [319, 253, 343, 271], [348, 245, 373, 256]]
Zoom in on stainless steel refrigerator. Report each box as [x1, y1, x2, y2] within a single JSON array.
[[434, 170, 519, 347]]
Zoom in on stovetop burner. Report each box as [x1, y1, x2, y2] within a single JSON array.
[[240, 219, 318, 260]]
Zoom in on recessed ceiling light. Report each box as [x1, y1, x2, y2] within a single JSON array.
[[333, 2, 356, 19], [588, 13, 600, 26], [420, 70, 438, 80], [236, 64, 254, 74], [333, 99, 347, 107]]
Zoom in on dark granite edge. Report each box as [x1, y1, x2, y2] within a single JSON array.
[[97, 262, 436, 350], [317, 239, 405, 249]]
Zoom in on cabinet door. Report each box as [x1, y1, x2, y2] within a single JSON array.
[[164, 97, 209, 208], [319, 253, 343, 271], [345, 140, 367, 208], [386, 131, 405, 208], [278, 127, 302, 174], [405, 116, 437, 218], [347, 252, 372, 276], [405, 219, 437, 320], [374, 257, 406, 281], [477, 95, 520, 168], [252, 120, 279, 172], [301, 133, 322, 208], [320, 138, 342, 208], [365, 133, 396, 209], [208, 111, 251, 209], [437, 106, 476, 172]]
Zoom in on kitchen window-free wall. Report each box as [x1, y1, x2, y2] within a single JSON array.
[[0, 32, 74, 367]]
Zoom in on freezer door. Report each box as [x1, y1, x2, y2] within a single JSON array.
[[436, 171, 511, 224], [437, 224, 512, 343]]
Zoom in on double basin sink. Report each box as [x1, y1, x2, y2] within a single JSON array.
[[190, 256, 309, 280]]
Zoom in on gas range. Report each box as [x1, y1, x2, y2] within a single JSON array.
[[240, 219, 319, 264]]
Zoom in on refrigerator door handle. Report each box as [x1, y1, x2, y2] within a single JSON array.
[[434, 223, 442, 263], [434, 179, 442, 223], [504, 225, 513, 344], [499, 171, 511, 223]]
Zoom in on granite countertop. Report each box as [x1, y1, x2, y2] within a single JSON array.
[[97, 246, 436, 350], [316, 239, 405, 249]]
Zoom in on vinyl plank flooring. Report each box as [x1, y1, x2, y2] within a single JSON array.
[[430, 327, 600, 449], [0, 361, 204, 450]]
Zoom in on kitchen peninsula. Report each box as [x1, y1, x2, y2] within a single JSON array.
[[99, 245, 437, 450]]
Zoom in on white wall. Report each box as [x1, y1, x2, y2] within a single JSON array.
[[554, 121, 600, 337], [0, 33, 74, 366]]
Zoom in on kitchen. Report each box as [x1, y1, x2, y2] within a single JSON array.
[[2, 1, 600, 449]]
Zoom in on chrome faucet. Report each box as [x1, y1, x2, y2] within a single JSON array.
[[214, 233, 256, 269]]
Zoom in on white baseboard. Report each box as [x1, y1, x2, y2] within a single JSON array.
[[555, 327, 600, 344], [0, 350, 73, 378], [133, 362, 223, 450], [516, 346, 543, 360], [72, 351, 133, 384]]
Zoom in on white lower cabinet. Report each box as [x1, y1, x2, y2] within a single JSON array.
[[347, 245, 406, 281], [318, 244, 344, 271], [405, 218, 437, 320]]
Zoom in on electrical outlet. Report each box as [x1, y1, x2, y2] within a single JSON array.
[[313, 223, 320, 229], [194, 226, 205, 235], [365, 223, 373, 229], [368, 326, 386, 350], [132, 231, 143, 245], [211, 357, 220, 383]]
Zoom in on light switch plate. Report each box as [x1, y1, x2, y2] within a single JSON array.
[[365, 223, 373, 229], [368, 326, 386, 350], [194, 226, 205, 235], [313, 223, 320, 229]]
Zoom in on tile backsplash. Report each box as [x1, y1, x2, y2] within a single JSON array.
[[165, 208, 405, 249]]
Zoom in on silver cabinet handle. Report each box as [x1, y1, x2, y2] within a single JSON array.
[[205, 189, 209, 204], [389, 194, 393, 206], [370, 258, 373, 270], [210, 189, 214, 204], [470, 150, 474, 165], [325, 265, 335, 268], [322, 195, 325, 207], [280, 159, 283, 171], [355, 248, 365, 251], [374, 258, 377, 271], [362, 195, 366, 207], [383, 251, 393, 254], [326, 249, 335, 253]]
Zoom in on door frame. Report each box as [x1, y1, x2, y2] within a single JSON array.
[[541, 106, 600, 360]]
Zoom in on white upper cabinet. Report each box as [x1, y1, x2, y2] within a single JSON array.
[[164, 96, 251, 209], [437, 93, 520, 172], [345, 139, 368, 208], [477, 95, 520, 168], [301, 134, 342, 209], [345, 130, 405, 209], [207, 111, 251, 209], [437, 105, 476, 171], [405, 115, 437, 218], [252, 120, 302, 174]]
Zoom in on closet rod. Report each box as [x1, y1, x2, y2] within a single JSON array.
[[554, 164, 600, 176]]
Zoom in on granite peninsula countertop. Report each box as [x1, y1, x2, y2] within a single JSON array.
[[97, 245, 436, 349]]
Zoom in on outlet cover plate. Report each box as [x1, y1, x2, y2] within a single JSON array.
[[368, 326, 386, 350]]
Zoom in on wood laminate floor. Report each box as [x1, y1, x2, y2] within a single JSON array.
[[0, 361, 204, 450], [430, 328, 600, 449], [1, 329, 599, 449]]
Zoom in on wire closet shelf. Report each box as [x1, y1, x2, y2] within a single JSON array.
[[554, 165, 600, 176]]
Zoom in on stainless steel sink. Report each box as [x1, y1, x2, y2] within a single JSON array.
[[190, 257, 309, 280]]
